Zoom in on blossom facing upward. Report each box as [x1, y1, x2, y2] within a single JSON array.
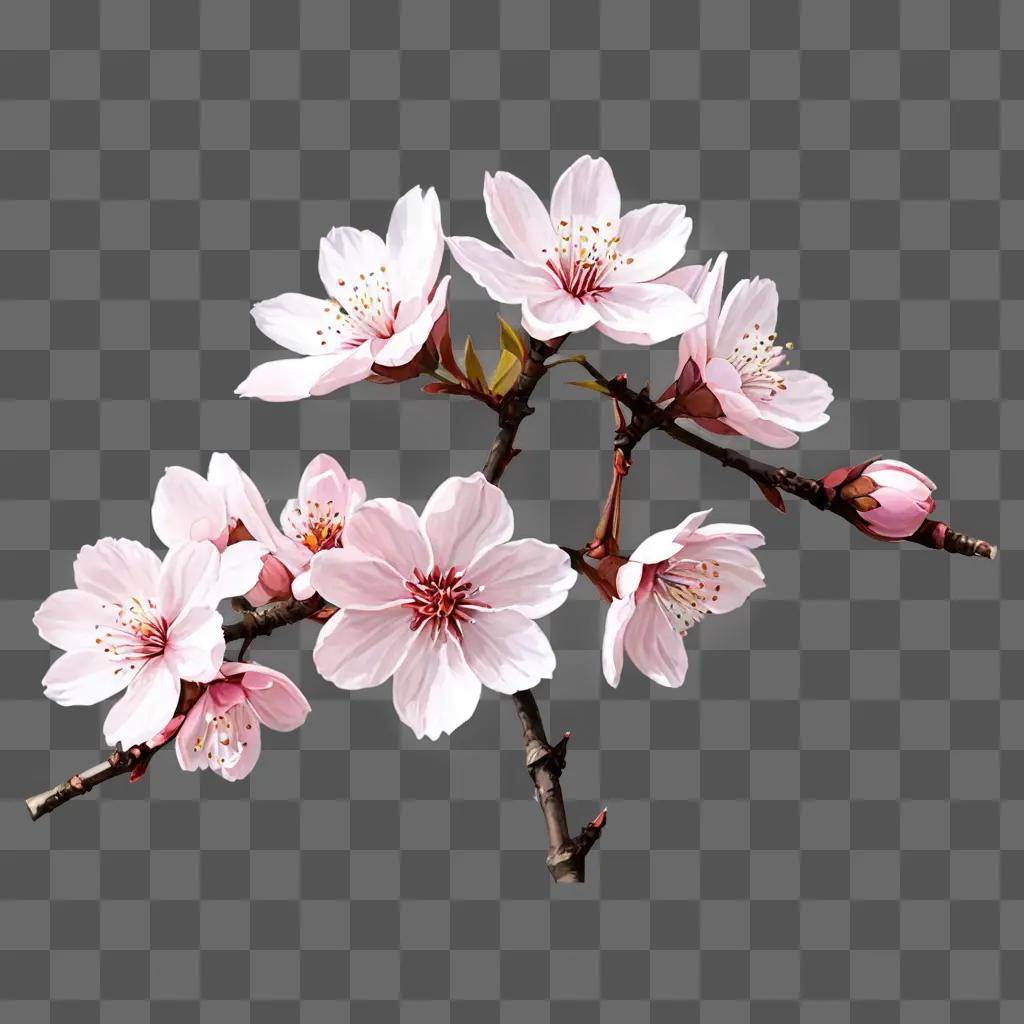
[[152, 452, 364, 604], [602, 511, 765, 690], [237, 186, 450, 401], [446, 155, 704, 344], [664, 253, 833, 448], [310, 473, 577, 740], [34, 539, 226, 748], [175, 661, 311, 781], [822, 458, 936, 540]]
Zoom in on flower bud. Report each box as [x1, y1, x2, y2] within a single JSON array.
[[822, 458, 936, 540], [245, 554, 294, 606]]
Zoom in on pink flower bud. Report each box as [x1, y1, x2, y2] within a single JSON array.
[[245, 554, 294, 606], [822, 459, 936, 540]]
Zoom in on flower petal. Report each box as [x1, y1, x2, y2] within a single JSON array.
[[630, 527, 685, 566], [74, 538, 162, 605], [601, 595, 636, 688], [42, 649, 127, 706], [386, 186, 444, 303], [483, 171, 557, 266], [373, 275, 450, 368], [391, 629, 482, 740], [318, 226, 388, 304], [713, 276, 778, 360], [550, 154, 621, 227], [465, 538, 576, 618], [230, 664, 311, 732], [251, 293, 360, 355], [157, 542, 221, 621], [34, 589, 110, 652], [152, 467, 227, 548], [235, 353, 354, 402], [762, 370, 833, 433], [859, 490, 934, 539], [309, 548, 408, 610], [308, 345, 377, 396], [521, 291, 601, 340], [422, 473, 514, 570], [445, 235, 555, 304], [594, 282, 705, 343], [103, 657, 182, 748], [175, 689, 214, 772], [339, 498, 432, 577], [462, 609, 556, 695], [164, 606, 225, 683], [614, 203, 693, 282], [217, 541, 267, 599], [867, 460, 937, 494], [623, 597, 689, 688], [313, 605, 414, 690]]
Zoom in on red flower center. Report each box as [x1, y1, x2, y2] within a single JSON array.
[[403, 565, 490, 644]]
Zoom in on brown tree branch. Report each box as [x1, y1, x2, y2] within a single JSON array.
[[483, 335, 608, 882], [25, 597, 327, 819], [575, 358, 997, 559]]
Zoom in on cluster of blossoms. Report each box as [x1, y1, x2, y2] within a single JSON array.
[[31, 155, 974, 866]]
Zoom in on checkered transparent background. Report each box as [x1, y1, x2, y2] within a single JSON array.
[[0, 0, 1019, 1019]]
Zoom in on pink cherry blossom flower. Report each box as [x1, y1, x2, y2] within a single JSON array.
[[237, 187, 449, 401], [602, 511, 765, 689], [278, 453, 367, 599], [175, 661, 311, 781], [446, 155, 704, 344], [663, 253, 833, 448], [309, 473, 577, 740], [822, 458, 936, 540], [34, 539, 226, 748]]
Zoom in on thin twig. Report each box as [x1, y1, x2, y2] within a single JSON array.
[[574, 357, 997, 559], [482, 335, 608, 882]]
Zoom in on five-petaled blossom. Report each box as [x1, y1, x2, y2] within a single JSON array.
[[662, 253, 833, 448], [176, 662, 311, 781], [238, 186, 449, 401], [34, 540, 226, 748], [602, 511, 765, 689], [822, 459, 936, 540], [446, 155, 704, 344], [309, 473, 577, 740], [152, 451, 365, 604]]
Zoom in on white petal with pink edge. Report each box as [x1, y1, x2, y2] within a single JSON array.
[[235, 352, 354, 402], [461, 609, 556, 695], [386, 186, 443, 303], [34, 589, 111, 652], [391, 630, 482, 740], [250, 293, 361, 355], [308, 548, 408, 610], [601, 595, 637, 688], [522, 291, 601, 340], [373, 275, 450, 368], [483, 171, 556, 266], [613, 203, 692, 283], [157, 542, 221, 621], [102, 657, 182, 747], [41, 649, 127, 706], [464, 538, 576, 618], [317, 226, 388, 304], [623, 597, 690, 689], [594, 282, 704, 343], [163, 606, 225, 683], [446, 235, 556, 304], [74, 537, 161, 605], [152, 467, 227, 548], [337, 498, 432, 577], [421, 473, 514, 571], [313, 605, 415, 690], [217, 540, 267, 599], [549, 155, 621, 227]]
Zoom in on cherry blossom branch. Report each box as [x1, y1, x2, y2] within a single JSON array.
[[574, 358, 997, 559], [25, 598, 327, 819], [482, 335, 608, 883]]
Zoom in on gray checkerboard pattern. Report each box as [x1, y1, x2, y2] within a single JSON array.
[[0, 0, 1018, 1018]]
